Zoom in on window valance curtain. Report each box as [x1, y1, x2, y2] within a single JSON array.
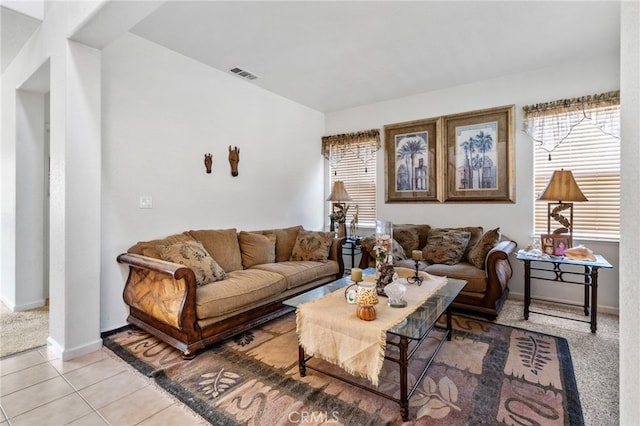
[[522, 90, 620, 158], [322, 129, 381, 172]]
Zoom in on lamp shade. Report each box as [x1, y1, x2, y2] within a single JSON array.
[[537, 169, 588, 202], [326, 180, 352, 202]]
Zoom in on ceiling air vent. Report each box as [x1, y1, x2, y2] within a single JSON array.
[[229, 67, 259, 81]]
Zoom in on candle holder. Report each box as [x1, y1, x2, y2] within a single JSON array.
[[407, 259, 423, 286]]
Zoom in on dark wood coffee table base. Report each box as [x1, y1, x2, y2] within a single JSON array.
[[298, 306, 453, 421]]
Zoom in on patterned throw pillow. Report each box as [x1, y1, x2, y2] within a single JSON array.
[[290, 230, 334, 262], [159, 241, 227, 287], [422, 229, 471, 265], [467, 228, 501, 269]]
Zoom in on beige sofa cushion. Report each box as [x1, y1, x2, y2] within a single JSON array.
[[158, 241, 227, 286], [290, 230, 333, 262], [271, 225, 304, 262], [423, 229, 471, 265], [467, 227, 501, 269], [188, 228, 243, 273], [425, 262, 487, 293], [238, 232, 276, 268], [195, 269, 287, 319], [128, 232, 196, 259], [252, 260, 339, 289]]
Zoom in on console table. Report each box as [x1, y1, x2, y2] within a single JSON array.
[[516, 251, 612, 333]]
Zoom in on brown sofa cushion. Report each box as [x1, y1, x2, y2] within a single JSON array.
[[393, 226, 420, 256], [395, 224, 431, 251], [188, 228, 243, 273], [467, 227, 501, 269], [238, 232, 276, 268], [456, 226, 484, 261], [359, 235, 407, 265], [266, 225, 303, 262], [128, 232, 196, 259], [422, 229, 471, 265], [290, 230, 333, 262], [158, 241, 227, 286], [425, 262, 488, 293]]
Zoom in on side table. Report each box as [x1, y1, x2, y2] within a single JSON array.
[[342, 237, 362, 271], [516, 251, 613, 333]]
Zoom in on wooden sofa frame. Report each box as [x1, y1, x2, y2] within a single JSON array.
[[117, 238, 345, 359]]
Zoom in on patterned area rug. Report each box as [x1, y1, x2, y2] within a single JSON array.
[[103, 314, 583, 425]]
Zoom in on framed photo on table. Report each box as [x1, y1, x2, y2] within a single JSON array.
[[384, 117, 441, 202], [442, 105, 515, 202], [541, 234, 572, 256]]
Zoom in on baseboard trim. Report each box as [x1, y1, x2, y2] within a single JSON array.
[[47, 337, 103, 361], [1, 298, 46, 312]]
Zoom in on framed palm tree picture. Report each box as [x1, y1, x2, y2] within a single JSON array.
[[442, 105, 515, 202], [384, 117, 442, 202]]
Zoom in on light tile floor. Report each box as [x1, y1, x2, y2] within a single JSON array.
[[0, 347, 208, 425]]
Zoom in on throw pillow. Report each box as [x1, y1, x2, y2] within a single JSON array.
[[187, 228, 243, 272], [359, 235, 408, 264], [159, 240, 227, 287], [128, 232, 196, 259], [467, 227, 501, 269], [393, 226, 420, 257], [238, 231, 277, 269], [290, 230, 333, 262], [422, 229, 471, 265], [271, 225, 304, 262]]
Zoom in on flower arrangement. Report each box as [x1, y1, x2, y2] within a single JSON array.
[[329, 203, 349, 223]]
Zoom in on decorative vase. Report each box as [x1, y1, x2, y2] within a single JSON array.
[[384, 279, 407, 307], [337, 222, 347, 238], [375, 220, 394, 294], [356, 304, 376, 321]]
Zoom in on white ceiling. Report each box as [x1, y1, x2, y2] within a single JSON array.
[[1, 5, 42, 73], [1, 1, 621, 112], [129, 1, 621, 113]]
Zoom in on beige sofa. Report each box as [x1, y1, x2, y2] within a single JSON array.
[[358, 224, 516, 318], [117, 225, 344, 359]]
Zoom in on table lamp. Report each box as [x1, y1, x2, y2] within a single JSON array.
[[537, 169, 587, 240], [327, 180, 352, 236]]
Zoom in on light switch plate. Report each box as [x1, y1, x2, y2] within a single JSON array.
[[139, 196, 153, 209]]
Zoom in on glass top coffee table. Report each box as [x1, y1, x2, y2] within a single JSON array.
[[283, 269, 466, 420]]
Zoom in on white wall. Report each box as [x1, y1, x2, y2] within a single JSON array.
[[100, 33, 326, 331], [325, 52, 621, 311], [2, 1, 105, 360], [619, 1, 640, 422]]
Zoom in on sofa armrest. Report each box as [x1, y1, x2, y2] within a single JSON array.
[[328, 237, 346, 278], [117, 253, 200, 338], [484, 240, 517, 302]]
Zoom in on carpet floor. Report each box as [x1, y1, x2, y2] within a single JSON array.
[[104, 312, 583, 425], [0, 301, 49, 358]]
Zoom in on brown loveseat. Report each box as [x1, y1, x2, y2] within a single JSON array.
[[117, 226, 344, 359], [359, 225, 516, 318]]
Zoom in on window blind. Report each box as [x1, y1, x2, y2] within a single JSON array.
[[330, 151, 377, 229], [534, 105, 620, 240]]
